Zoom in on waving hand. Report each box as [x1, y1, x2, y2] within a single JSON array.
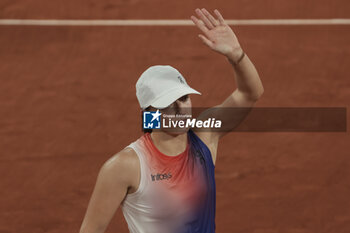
[[191, 8, 244, 62]]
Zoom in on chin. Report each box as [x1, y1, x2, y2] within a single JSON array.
[[162, 127, 190, 136]]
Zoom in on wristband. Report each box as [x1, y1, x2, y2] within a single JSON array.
[[233, 51, 245, 65]]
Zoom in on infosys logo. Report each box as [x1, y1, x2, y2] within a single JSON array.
[[151, 172, 172, 181], [143, 110, 222, 129]]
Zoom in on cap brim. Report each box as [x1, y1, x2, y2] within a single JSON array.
[[150, 87, 201, 109]]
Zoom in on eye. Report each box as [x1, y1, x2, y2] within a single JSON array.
[[178, 95, 189, 102]]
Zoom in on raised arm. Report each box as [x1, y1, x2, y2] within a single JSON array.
[[190, 8, 264, 162], [79, 148, 139, 233]]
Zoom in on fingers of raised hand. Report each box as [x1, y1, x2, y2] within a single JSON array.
[[201, 8, 220, 27], [195, 8, 215, 30], [214, 9, 226, 25], [191, 15, 209, 36]]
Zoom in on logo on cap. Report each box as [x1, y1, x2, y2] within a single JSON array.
[[177, 76, 185, 84], [143, 110, 162, 129]]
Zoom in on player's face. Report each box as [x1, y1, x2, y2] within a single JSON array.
[[165, 94, 192, 114], [160, 94, 192, 135]]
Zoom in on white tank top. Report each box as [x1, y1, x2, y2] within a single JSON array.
[[121, 131, 216, 233]]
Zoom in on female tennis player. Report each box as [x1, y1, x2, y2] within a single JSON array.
[[80, 8, 264, 233]]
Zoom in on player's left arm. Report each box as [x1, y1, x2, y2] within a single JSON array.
[[191, 8, 264, 162]]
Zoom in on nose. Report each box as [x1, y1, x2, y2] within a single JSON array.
[[174, 98, 191, 115], [175, 100, 186, 107], [175, 99, 191, 108]]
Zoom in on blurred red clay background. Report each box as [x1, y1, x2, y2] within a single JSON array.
[[0, 1, 350, 232]]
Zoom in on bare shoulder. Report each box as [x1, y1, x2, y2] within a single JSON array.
[[98, 147, 140, 191], [103, 147, 139, 172], [79, 147, 140, 231]]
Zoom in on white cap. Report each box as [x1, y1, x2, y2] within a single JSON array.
[[136, 65, 201, 109]]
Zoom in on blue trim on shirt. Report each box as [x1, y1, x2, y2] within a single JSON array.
[[186, 129, 216, 233]]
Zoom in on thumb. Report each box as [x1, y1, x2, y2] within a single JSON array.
[[198, 34, 214, 49]]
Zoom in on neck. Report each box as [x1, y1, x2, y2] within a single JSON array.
[[150, 131, 188, 157]]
